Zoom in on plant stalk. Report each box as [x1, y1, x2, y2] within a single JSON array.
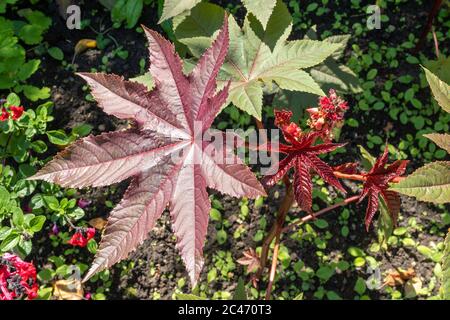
[[414, 0, 443, 52], [265, 229, 281, 300], [282, 195, 360, 233]]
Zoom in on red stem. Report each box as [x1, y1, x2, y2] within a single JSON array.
[[333, 171, 403, 183], [282, 195, 360, 233], [414, 0, 443, 52], [265, 229, 281, 300]]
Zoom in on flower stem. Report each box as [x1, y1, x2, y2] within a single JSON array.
[[265, 229, 281, 300], [282, 195, 360, 233], [256, 184, 294, 281], [333, 171, 403, 183]]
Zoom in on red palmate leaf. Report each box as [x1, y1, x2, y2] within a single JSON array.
[[237, 248, 260, 273], [359, 145, 409, 231], [29, 17, 266, 286], [262, 109, 346, 213]]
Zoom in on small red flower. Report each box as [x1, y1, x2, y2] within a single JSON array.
[[0, 108, 9, 121], [274, 110, 302, 142], [307, 89, 348, 142], [0, 253, 38, 300], [9, 106, 24, 120], [68, 227, 96, 247]]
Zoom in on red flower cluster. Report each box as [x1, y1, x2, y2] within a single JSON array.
[[307, 89, 348, 142], [0, 253, 38, 300], [0, 106, 24, 121], [264, 109, 346, 213], [68, 228, 96, 247], [274, 110, 302, 141]]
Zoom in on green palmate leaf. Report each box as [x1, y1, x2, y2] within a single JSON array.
[[424, 55, 450, 85], [275, 27, 361, 120], [247, 0, 291, 51], [158, 0, 201, 23], [442, 231, 450, 299], [305, 27, 361, 93], [390, 161, 450, 204], [174, 3, 339, 119], [423, 66, 450, 113], [424, 133, 450, 154], [242, 0, 276, 29]]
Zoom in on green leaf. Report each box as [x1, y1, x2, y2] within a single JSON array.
[[87, 239, 98, 254], [18, 24, 43, 45], [358, 145, 376, 170], [279, 30, 361, 119], [46, 130, 72, 146], [316, 265, 334, 282], [43, 195, 60, 211], [18, 9, 52, 30], [38, 268, 53, 282], [48, 47, 64, 60], [441, 231, 450, 299], [262, 39, 341, 73], [390, 161, 450, 204], [354, 277, 367, 295], [125, 0, 143, 28], [0, 233, 20, 252], [175, 293, 206, 300], [424, 55, 450, 85], [228, 81, 263, 120], [247, 0, 292, 51], [209, 208, 221, 222], [22, 85, 50, 101], [12, 208, 24, 226], [6, 92, 20, 106], [31, 140, 48, 153], [0, 186, 11, 208], [29, 215, 46, 232], [233, 278, 248, 300], [173, 2, 224, 42], [176, 11, 337, 119], [242, 0, 276, 29], [424, 133, 450, 154], [263, 68, 324, 95], [158, 0, 201, 23], [18, 238, 32, 255], [72, 124, 93, 137], [313, 219, 329, 229], [18, 59, 40, 81], [422, 66, 450, 113], [216, 229, 227, 245], [130, 72, 154, 91], [348, 246, 365, 257]]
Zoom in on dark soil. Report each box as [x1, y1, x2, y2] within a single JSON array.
[[22, 0, 449, 300]]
